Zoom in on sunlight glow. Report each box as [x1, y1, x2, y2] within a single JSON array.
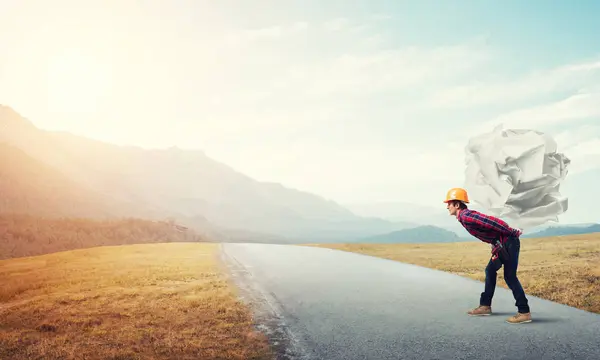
[[46, 50, 111, 114]]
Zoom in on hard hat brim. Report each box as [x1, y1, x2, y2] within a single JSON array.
[[443, 199, 469, 204]]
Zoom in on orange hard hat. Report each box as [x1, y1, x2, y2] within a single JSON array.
[[443, 187, 469, 203]]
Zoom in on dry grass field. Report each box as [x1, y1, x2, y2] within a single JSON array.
[[310, 233, 600, 314], [0, 243, 273, 360]]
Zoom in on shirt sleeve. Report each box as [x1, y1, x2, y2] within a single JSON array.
[[462, 211, 519, 237]]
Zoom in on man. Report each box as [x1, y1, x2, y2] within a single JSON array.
[[444, 187, 532, 324]]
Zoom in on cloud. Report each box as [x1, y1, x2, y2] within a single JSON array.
[[210, 16, 492, 109], [263, 39, 491, 101], [184, 21, 538, 196], [554, 123, 600, 149], [195, 22, 492, 135], [553, 125, 600, 175], [474, 92, 600, 133], [565, 139, 600, 175], [430, 58, 600, 109], [562, 61, 600, 72], [224, 21, 309, 44], [370, 14, 393, 21], [568, 138, 600, 158], [224, 14, 385, 46], [323, 17, 351, 32]]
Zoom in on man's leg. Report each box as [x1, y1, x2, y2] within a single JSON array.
[[503, 238, 532, 323], [480, 256, 500, 307], [469, 257, 500, 315]]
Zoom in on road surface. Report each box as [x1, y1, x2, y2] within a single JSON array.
[[221, 243, 600, 360]]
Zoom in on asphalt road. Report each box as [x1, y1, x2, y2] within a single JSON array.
[[221, 243, 600, 360]]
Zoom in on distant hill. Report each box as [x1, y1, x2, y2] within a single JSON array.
[[356, 225, 473, 244], [0, 143, 142, 219], [0, 104, 415, 242], [345, 201, 470, 236], [523, 223, 600, 238], [0, 141, 245, 243], [0, 213, 208, 260]]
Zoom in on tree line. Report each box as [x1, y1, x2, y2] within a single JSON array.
[[0, 214, 207, 260]]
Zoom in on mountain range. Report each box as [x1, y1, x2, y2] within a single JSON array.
[[522, 223, 600, 238], [2, 104, 599, 244], [345, 201, 469, 236], [357, 225, 473, 244], [1, 105, 419, 243]]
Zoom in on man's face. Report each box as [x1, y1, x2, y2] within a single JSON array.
[[447, 201, 460, 216]]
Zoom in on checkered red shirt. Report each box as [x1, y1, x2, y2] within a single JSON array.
[[457, 209, 522, 246]]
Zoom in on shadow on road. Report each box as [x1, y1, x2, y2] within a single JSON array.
[[527, 318, 563, 324], [483, 313, 564, 323], [498, 316, 563, 323]]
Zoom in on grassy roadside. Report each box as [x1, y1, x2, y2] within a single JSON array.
[[309, 233, 600, 314], [0, 242, 273, 360]]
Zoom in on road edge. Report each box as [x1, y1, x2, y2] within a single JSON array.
[[218, 243, 311, 360]]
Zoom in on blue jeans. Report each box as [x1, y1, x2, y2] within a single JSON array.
[[480, 236, 530, 314]]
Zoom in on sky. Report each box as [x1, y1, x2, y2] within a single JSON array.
[[1, 0, 599, 223]]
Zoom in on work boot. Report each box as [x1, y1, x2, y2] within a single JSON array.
[[468, 305, 492, 316], [506, 312, 532, 324]]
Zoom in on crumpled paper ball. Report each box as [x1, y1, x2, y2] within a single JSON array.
[[464, 124, 570, 230]]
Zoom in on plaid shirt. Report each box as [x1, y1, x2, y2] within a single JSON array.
[[457, 209, 522, 247]]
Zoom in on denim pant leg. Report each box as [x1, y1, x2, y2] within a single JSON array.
[[503, 237, 531, 313], [480, 256, 501, 306]]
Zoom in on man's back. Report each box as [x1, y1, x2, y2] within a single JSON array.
[[457, 208, 521, 245]]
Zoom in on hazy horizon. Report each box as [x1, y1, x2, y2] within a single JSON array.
[[2, 0, 599, 225]]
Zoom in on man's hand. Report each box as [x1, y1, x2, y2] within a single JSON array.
[[491, 242, 501, 255], [492, 241, 510, 262]]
